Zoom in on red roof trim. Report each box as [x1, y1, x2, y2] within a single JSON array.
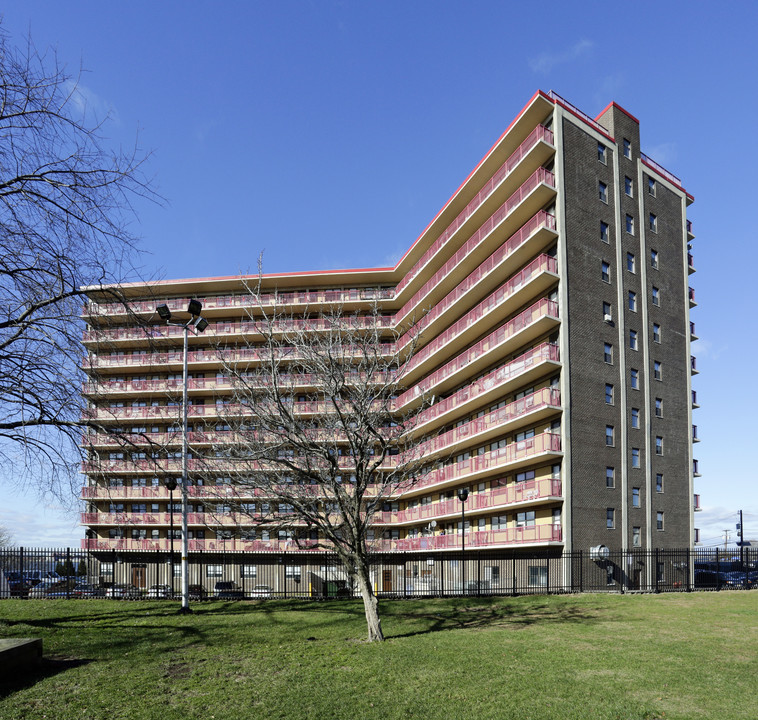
[[595, 101, 640, 125], [394, 89, 552, 268]]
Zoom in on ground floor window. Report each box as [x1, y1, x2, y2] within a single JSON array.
[[528, 566, 547, 587]]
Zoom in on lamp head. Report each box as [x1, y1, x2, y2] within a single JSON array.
[[194, 317, 209, 333], [187, 299, 202, 316], [157, 304, 172, 321], [457, 487, 469, 503], [164, 478, 178, 491]]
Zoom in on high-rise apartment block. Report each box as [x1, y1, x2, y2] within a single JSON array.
[[81, 91, 699, 559]]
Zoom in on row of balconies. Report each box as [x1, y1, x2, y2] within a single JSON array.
[[80, 478, 562, 529], [405, 254, 558, 377], [397, 172, 556, 324], [81, 524, 563, 553], [395, 124, 554, 297], [398, 298, 559, 408], [84, 287, 396, 323]]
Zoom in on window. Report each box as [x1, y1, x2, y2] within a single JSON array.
[[285, 566, 301, 582], [604, 342, 613, 364], [633, 526, 641, 547], [528, 566, 548, 587], [605, 383, 614, 404], [601, 260, 610, 283], [631, 407, 640, 428], [241, 565, 257, 578], [599, 181, 608, 203], [516, 469, 536, 483], [206, 565, 223, 578], [101, 562, 114, 576], [630, 329, 638, 350], [624, 176, 633, 196], [626, 252, 635, 273], [623, 138, 631, 158], [598, 143, 607, 164], [603, 301, 612, 321], [656, 436, 663, 455], [600, 221, 609, 243], [653, 323, 661, 343], [516, 510, 536, 527], [656, 473, 664, 493], [655, 397, 663, 417], [492, 515, 508, 531], [607, 508, 615, 529], [632, 487, 640, 508], [632, 447, 640, 468], [606, 466, 615, 488], [649, 213, 657, 232], [625, 214, 634, 234], [656, 511, 664, 531], [630, 368, 639, 389], [648, 177, 656, 196], [652, 286, 660, 306], [605, 425, 615, 446], [654, 361, 662, 380], [650, 249, 659, 269]]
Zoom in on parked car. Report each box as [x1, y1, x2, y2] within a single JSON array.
[[73, 583, 106, 598], [43, 579, 78, 598], [105, 584, 143, 599], [214, 581, 243, 599], [249, 584, 273, 598], [188, 584, 207, 601], [146, 584, 174, 599], [5, 571, 31, 597], [693, 571, 730, 588], [29, 579, 75, 598], [723, 572, 756, 589]]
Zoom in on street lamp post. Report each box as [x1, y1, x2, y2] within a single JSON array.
[[457, 487, 469, 594], [156, 299, 208, 614], [165, 477, 177, 593]]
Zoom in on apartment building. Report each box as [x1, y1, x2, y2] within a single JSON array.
[[80, 90, 699, 561]]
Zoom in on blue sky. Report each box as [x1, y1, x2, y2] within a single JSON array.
[[1, 1, 755, 547]]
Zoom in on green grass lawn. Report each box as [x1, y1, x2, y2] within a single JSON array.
[[0, 592, 755, 720]]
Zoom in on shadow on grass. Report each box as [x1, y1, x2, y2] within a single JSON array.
[[0, 656, 93, 699]]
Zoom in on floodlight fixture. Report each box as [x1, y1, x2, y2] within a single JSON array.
[[157, 304, 172, 321], [187, 299, 202, 316], [195, 317, 209, 333]]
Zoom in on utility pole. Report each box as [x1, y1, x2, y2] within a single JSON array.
[[723, 529, 731, 551], [738, 510, 744, 568]]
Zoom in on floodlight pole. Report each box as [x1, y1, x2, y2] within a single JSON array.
[[180, 321, 191, 613], [156, 300, 206, 615], [457, 487, 469, 594]]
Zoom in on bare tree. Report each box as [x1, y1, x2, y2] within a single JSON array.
[[0, 524, 13, 548], [0, 26, 155, 498], [213, 293, 424, 642]]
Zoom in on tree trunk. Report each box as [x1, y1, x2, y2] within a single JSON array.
[[355, 559, 384, 642]]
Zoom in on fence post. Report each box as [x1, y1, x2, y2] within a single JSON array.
[[579, 551, 584, 593], [654, 548, 660, 593], [512, 554, 516, 596], [19, 546, 24, 588], [66, 547, 71, 599], [686, 546, 692, 592]]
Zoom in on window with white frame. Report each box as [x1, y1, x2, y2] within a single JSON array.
[[626, 214, 634, 234], [631, 368, 639, 389], [606, 466, 615, 488], [630, 329, 638, 350], [652, 286, 660, 306], [599, 181, 608, 203], [528, 566, 548, 587], [605, 425, 615, 446], [655, 397, 663, 417], [656, 511, 664, 531], [605, 384, 614, 405], [655, 436, 663, 455], [654, 361, 662, 380], [206, 565, 223, 578], [627, 252, 635, 273], [607, 508, 615, 529], [604, 342, 613, 364], [625, 176, 633, 196], [600, 221, 609, 243], [601, 260, 611, 282], [656, 473, 663, 493], [653, 323, 661, 343], [632, 447, 640, 468], [629, 291, 637, 312], [633, 526, 641, 547], [623, 138, 631, 158], [649, 213, 657, 232], [516, 510, 536, 527], [598, 143, 607, 164], [241, 565, 257, 578], [631, 407, 640, 428], [632, 487, 640, 508], [650, 249, 659, 269], [648, 177, 656, 196]]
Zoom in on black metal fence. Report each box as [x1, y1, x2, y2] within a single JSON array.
[[1, 546, 756, 599]]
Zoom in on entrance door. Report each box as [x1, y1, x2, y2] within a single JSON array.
[[132, 566, 146, 588], [382, 570, 392, 593]]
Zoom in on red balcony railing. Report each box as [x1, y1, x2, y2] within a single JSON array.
[[406, 254, 558, 370], [378, 478, 561, 525], [640, 152, 683, 189], [400, 298, 558, 403], [397, 190, 556, 322], [375, 523, 562, 552], [687, 219, 693, 235], [410, 432, 562, 494], [688, 287, 696, 304], [694, 494, 701, 511], [691, 355, 697, 373], [396, 125, 554, 296], [415, 387, 560, 459], [413, 342, 560, 427]]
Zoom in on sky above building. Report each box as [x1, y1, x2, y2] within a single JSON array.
[[0, 1, 755, 548]]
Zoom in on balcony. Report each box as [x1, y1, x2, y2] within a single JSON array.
[[379, 478, 562, 526], [686, 219, 694, 238], [688, 287, 697, 308], [694, 494, 702, 512], [396, 125, 554, 298], [374, 523, 562, 552], [412, 342, 560, 433], [691, 355, 698, 375], [693, 459, 701, 477], [409, 432, 562, 495], [80, 537, 322, 553], [400, 299, 559, 407], [687, 252, 696, 275], [692, 425, 700, 442], [413, 387, 561, 462], [84, 288, 395, 322], [403, 255, 559, 381], [690, 321, 698, 341], [692, 390, 699, 409]]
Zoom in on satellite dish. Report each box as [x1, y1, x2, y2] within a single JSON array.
[[430, 520, 437, 528]]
